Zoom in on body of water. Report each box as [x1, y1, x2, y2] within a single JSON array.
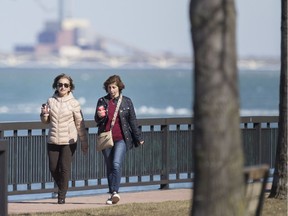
[[0, 67, 279, 122]]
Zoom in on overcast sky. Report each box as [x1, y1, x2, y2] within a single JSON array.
[[0, 0, 281, 58]]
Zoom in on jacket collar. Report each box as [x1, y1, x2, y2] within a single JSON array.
[[104, 94, 121, 102], [53, 92, 74, 102]]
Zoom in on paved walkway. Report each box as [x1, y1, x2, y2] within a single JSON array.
[[8, 188, 192, 215]]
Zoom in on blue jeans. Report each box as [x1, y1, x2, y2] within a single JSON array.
[[102, 140, 126, 193]]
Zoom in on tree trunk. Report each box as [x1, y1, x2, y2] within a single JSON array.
[[269, 0, 288, 199], [189, 0, 245, 215]]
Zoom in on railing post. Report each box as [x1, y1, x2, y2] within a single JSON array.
[[0, 139, 8, 216], [160, 123, 169, 189], [254, 123, 262, 164]]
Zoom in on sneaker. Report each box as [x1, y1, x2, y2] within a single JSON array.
[[111, 192, 120, 204], [106, 198, 113, 205]]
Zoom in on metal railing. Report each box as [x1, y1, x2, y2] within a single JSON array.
[[0, 116, 278, 197], [0, 139, 8, 215]]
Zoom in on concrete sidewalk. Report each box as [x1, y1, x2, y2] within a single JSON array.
[[8, 188, 193, 215]]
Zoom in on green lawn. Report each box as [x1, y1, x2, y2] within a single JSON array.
[[9, 197, 287, 216]]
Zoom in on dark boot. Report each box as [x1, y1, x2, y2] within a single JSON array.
[[57, 191, 66, 204], [57, 197, 65, 204]]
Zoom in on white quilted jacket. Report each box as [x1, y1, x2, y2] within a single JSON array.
[[40, 92, 88, 147]]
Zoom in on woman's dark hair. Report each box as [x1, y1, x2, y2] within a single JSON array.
[[52, 73, 75, 93], [103, 75, 125, 93]]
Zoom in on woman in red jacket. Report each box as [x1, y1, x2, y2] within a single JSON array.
[[95, 75, 144, 205]]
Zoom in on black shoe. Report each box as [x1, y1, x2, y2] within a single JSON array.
[[58, 198, 65, 204]]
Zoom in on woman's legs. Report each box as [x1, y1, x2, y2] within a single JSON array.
[[102, 140, 126, 194], [47, 143, 77, 203], [47, 144, 61, 187]]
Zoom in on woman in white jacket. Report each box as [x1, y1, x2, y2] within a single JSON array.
[[40, 73, 88, 204]]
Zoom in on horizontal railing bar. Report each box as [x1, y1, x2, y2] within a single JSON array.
[[0, 116, 279, 131], [240, 116, 278, 124]]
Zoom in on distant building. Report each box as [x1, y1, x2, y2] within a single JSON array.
[[13, 17, 147, 59], [14, 18, 103, 56]]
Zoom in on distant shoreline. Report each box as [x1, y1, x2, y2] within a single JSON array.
[[0, 52, 280, 70]]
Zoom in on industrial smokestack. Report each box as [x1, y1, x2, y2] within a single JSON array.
[[58, 0, 64, 30]]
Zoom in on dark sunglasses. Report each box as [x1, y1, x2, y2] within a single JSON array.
[[57, 83, 70, 88]]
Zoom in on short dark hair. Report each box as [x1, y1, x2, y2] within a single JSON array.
[[52, 73, 75, 92], [103, 75, 125, 93]]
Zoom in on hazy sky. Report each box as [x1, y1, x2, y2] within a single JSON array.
[[0, 0, 281, 57]]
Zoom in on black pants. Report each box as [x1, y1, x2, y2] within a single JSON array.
[[47, 143, 77, 199]]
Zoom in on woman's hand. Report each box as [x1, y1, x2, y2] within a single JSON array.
[[81, 143, 88, 154], [97, 106, 106, 118], [41, 104, 49, 116]]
